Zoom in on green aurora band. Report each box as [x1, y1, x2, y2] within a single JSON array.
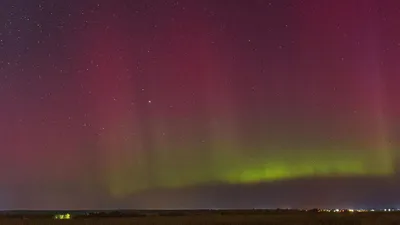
[[99, 106, 395, 197], [104, 139, 394, 197], [99, 103, 395, 197]]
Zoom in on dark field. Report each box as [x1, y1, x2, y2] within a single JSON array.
[[1, 211, 400, 225]]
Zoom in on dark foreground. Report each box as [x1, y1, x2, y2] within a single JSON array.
[[1, 210, 400, 225]]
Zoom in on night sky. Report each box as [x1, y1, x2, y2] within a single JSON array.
[[1, 0, 400, 210]]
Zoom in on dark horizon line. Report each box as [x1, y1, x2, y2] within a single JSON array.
[[0, 208, 394, 212]]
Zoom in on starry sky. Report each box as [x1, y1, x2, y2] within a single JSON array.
[[1, 0, 400, 210]]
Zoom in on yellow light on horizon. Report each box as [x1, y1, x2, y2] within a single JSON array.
[[54, 213, 71, 220]]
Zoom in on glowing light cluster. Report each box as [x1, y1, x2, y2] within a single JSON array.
[[54, 213, 71, 220]]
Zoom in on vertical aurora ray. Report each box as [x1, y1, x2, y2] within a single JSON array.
[[363, 0, 393, 173], [73, 16, 147, 195]]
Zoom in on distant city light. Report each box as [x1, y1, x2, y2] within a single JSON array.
[[315, 208, 399, 213]]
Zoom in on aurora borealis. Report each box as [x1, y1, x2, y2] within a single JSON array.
[[1, 0, 400, 209]]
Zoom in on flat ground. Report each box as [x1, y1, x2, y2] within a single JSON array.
[[1, 211, 400, 225]]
